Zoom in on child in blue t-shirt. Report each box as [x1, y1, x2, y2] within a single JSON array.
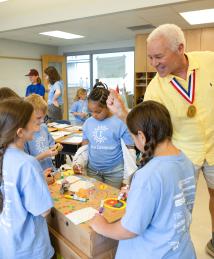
[[70, 88, 89, 124], [90, 101, 196, 259], [24, 94, 62, 170], [73, 83, 135, 188], [0, 98, 54, 259]]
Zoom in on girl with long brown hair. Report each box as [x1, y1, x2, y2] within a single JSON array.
[[44, 66, 63, 121], [90, 101, 196, 259], [0, 98, 54, 259]]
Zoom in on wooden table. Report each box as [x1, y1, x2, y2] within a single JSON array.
[[47, 174, 125, 259], [48, 126, 83, 168]]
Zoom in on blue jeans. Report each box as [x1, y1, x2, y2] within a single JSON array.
[[87, 163, 124, 189]]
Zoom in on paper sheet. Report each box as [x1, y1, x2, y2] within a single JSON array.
[[55, 124, 71, 129], [62, 135, 83, 144], [65, 126, 83, 132], [56, 175, 80, 185], [66, 207, 98, 225], [69, 180, 94, 192], [50, 131, 71, 140], [48, 122, 58, 127]]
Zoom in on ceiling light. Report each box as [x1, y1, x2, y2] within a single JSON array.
[[0, 0, 8, 2], [180, 8, 214, 25], [39, 31, 84, 39]]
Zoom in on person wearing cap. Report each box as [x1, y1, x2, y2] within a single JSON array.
[[25, 69, 45, 97]]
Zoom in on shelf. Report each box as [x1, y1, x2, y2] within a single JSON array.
[[134, 71, 156, 105]]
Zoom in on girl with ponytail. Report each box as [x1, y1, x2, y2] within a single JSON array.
[[0, 98, 54, 259], [90, 101, 196, 259]]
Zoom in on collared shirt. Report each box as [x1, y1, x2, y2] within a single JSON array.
[[144, 51, 214, 166]]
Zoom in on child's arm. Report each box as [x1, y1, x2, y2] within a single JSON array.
[[73, 140, 89, 174], [90, 214, 136, 240], [41, 209, 51, 218], [36, 147, 58, 161], [72, 111, 81, 116]]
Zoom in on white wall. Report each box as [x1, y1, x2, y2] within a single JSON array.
[[58, 39, 134, 54], [0, 39, 58, 96]]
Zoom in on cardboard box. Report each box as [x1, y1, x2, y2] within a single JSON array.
[[47, 176, 124, 258], [49, 226, 117, 259]]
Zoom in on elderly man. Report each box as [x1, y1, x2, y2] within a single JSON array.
[[107, 24, 214, 257]]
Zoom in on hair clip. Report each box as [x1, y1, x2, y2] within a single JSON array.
[[93, 81, 108, 90]]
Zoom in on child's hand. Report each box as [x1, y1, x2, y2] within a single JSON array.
[[44, 168, 55, 185], [119, 185, 129, 199], [49, 146, 59, 157], [73, 164, 83, 174], [79, 112, 87, 118], [90, 213, 108, 234]]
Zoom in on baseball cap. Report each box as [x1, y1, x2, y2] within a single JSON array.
[[25, 69, 39, 76]]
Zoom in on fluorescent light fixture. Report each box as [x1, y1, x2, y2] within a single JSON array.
[[180, 8, 214, 25], [0, 0, 8, 2], [39, 31, 84, 39]]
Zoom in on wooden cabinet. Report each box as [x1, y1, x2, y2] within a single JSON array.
[[134, 34, 156, 105], [135, 34, 147, 72], [185, 28, 201, 52], [134, 71, 156, 105], [201, 28, 214, 51]]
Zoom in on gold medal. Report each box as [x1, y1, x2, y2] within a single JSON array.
[[187, 105, 196, 118]]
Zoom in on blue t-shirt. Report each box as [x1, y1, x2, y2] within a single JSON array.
[[25, 83, 45, 97], [116, 152, 196, 259], [70, 100, 88, 123], [24, 123, 55, 170], [83, 115, 134, 171], [0, 147, 54, 259], [48, 80, 63, 105]]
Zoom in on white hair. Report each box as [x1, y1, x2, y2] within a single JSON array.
[[147, 24, 186, 52]]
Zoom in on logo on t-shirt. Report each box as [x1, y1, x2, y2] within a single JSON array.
[[92, 125, 108, 144]]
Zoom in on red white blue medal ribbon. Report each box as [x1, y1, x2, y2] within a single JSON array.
[[170, 69, 195, 104]]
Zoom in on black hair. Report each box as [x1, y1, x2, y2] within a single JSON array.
[[88, 81, 109, 107], [127, 100, 173, 167]]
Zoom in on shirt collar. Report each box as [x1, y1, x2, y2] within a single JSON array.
[[166, 53, 200, 82]]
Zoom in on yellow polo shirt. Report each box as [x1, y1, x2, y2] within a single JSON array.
[[144, 51, 214, 165]]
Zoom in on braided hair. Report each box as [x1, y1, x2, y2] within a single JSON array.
[[88, 82, 109, 107], [127, 100, 173, 167], [0, 98, 34, 213]]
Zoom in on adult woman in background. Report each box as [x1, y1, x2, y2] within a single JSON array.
[[44, 66, 63, 121]]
